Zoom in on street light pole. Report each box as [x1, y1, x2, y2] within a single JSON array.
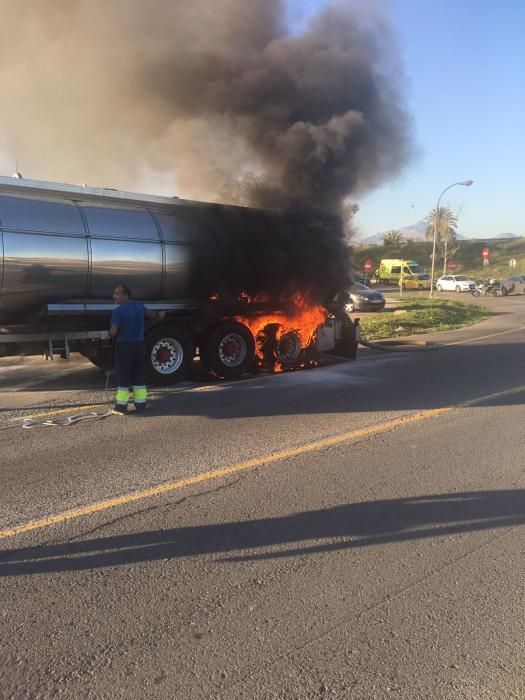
[[429, 180, 473, 297]]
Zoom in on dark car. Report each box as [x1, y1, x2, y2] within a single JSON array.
[[502, 275, 525, 294], [344, 282, 386, 312]]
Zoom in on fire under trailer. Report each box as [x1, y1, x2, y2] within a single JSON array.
[[0, 176, 356, 383]]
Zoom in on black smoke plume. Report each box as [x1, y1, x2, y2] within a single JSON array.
[[0, 0, 412, 303], [188, 203, 347, 306]]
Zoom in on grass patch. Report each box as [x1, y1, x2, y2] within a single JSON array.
[[358, 297, 491, 340]]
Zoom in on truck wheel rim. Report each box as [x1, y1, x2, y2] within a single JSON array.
[[218, 333, 246, 367], [151, 338, 184, 374], [276, 331, 302, 363]]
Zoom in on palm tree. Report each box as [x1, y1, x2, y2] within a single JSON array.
[[382, 230, 404, 246], [425, 207, 459, 274]]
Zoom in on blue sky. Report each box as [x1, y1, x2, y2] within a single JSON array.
[[288, 0, 525, 239]]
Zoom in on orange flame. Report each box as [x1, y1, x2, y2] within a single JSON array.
[[236, 292, 327, 369]]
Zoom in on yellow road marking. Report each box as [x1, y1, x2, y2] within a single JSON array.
[[2, 382, 525, 541], [23, 404, 107, 420], [0, 407, 451, 540]]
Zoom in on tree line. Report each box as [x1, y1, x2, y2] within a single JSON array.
[[382, 208, 459, 274]]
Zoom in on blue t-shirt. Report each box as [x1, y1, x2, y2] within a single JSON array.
[[111, 301, 146, 343]]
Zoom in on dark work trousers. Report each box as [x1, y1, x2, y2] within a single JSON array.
[[115, 341, 146, 406]]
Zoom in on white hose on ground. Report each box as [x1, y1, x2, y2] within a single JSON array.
[[358, 337, 439, 352], [19, 354, 115, 429], [21, 409, 112, 429]]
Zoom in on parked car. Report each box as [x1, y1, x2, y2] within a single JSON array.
[[399, 271, 432, 290], [344, 282, 386, 312], [502, 275, 525, 295], [375, 259, 430, 287], [436, 275, 476, 292]]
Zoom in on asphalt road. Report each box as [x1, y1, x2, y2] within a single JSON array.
[[1, 293, 525, 698]]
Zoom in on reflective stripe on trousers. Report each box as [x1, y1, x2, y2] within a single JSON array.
[[133, 385, 147, 404], [115, 387, 130, 406], [115, 386, 147, 405]]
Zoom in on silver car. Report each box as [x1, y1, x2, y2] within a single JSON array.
[[344, 283, 386, 312]]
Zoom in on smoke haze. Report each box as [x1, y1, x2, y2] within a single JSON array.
[[0, 0, 411, 212]]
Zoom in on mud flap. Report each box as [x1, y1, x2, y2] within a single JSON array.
[[334, 317, 359, 360]]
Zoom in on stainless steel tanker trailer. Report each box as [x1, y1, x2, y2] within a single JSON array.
[[0, 176, 354, 383]]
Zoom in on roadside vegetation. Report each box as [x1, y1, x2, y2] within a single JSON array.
[[358, 297, 491, 341], [353, 237, 525, 281]]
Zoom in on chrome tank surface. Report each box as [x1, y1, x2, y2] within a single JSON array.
[[0, 183, 194, 323], [0, 195, 89, 322]]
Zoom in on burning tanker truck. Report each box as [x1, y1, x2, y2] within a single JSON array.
[[0, 175, 355, 383]]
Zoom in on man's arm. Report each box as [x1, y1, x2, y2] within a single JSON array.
[[109, 306, 120, 338]]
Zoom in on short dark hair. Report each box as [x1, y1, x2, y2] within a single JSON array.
[[114, 284, 132, 298]]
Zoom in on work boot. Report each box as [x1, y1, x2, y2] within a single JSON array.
[[112, 404, 128, 415], [134, 403, 147, 413]]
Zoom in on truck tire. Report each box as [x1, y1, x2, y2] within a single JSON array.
[[145, 325, 194, 385], [83, 344, 113, 372], [85, 351, 105, 370], [270, 330, 319, 371], [200, 321, 256, 379], [275, 330, 303, 367], [255, 324, 311, 371], [88, 356, 103, 369], [88, 353, 112, 372]]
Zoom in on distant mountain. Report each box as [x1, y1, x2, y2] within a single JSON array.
[[399, 220, 428, 240], [357, 225, 521, 244], [358, 220, 427, 245], [357, 232, 383, 245]]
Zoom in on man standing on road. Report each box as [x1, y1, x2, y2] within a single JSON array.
[[109, 285, 149, 415]]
